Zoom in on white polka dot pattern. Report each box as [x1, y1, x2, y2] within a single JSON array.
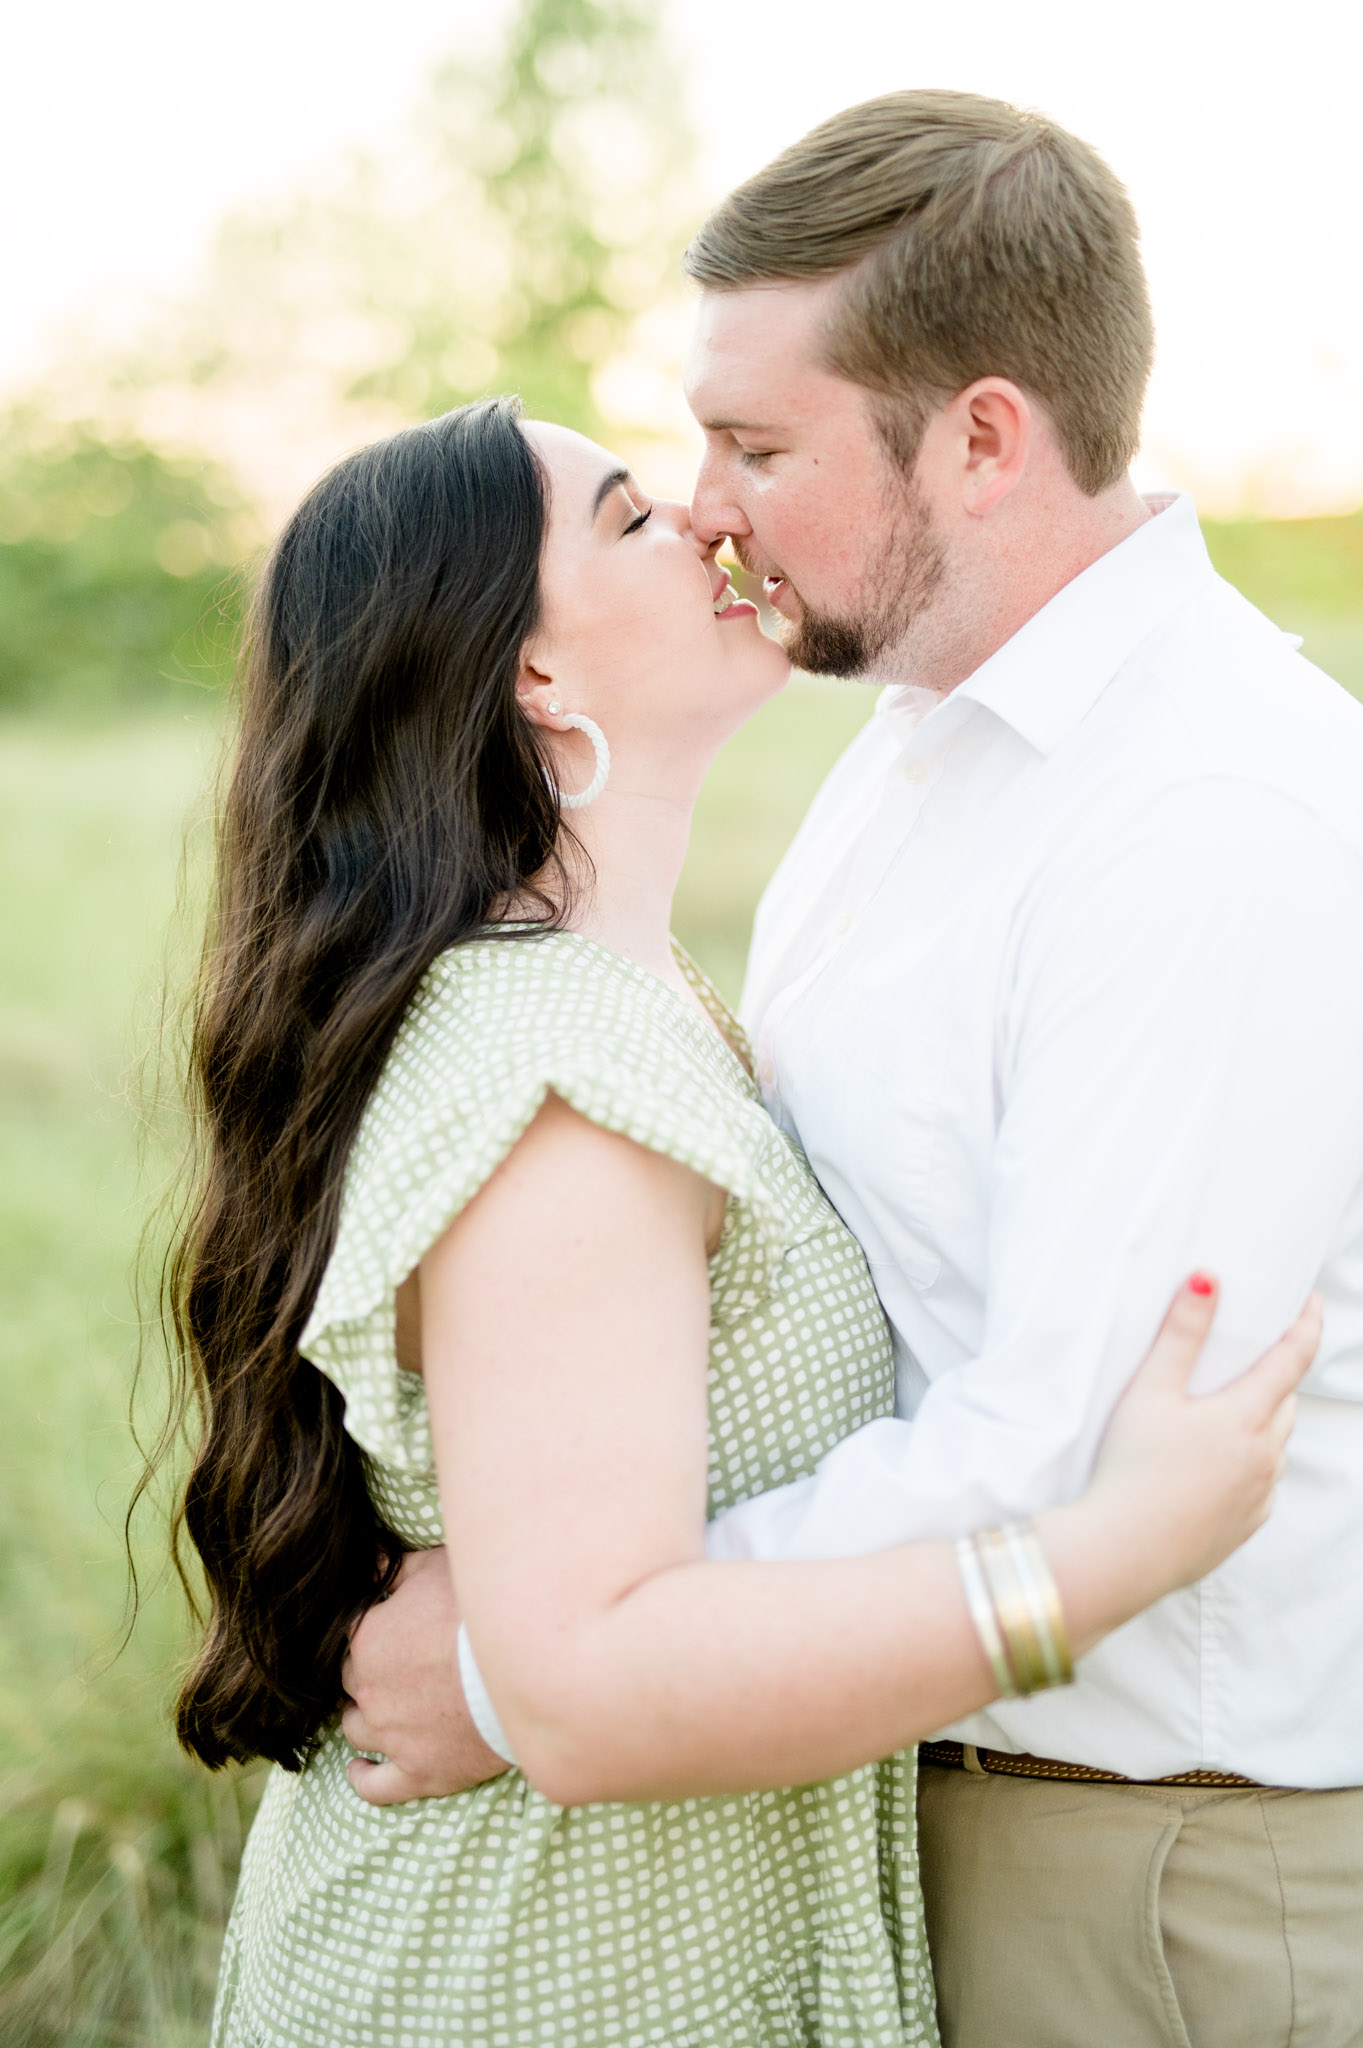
[[211, 931, 937, 2047]]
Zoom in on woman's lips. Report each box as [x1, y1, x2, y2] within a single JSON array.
[[712, 571, 759, 622]]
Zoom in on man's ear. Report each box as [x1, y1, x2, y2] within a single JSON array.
[[951, 378, 1032, 517]]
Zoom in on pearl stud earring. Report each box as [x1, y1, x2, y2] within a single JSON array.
[[547, 700, 562, 715]]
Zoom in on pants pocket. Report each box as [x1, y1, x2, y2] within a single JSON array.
[[1142, 1814, 1196, 2048]]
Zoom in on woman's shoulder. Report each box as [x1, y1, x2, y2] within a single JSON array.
[[384, 927, 730, 1108], [426, 922, 683, 1026], [369, 929, 776, 1200], [305, 930, 798, 1348], [301, 930, 836, 1470]]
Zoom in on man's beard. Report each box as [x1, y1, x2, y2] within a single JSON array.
[[741, 477, 946, 680]]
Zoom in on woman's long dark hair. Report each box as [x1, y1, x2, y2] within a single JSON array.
[[169, 398, 562, 1770]]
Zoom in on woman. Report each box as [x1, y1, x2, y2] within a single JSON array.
[[171, 399, 1313, 2047]]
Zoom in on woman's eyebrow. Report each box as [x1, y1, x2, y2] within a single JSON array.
[[590, 466, 632, 523]]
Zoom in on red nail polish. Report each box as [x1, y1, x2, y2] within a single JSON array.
[[1189, 1273, 1215, 1297]]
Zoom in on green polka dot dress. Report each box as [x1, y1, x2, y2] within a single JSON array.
[[211, 930, 937, 2048]]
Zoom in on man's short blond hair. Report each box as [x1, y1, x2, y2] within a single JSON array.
[[683, 91, 1153, 495]]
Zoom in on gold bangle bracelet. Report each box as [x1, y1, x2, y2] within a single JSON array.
[[954, 1534, 1019, 1699], [1001, 1523, 1074, 1690], [975, 1526, 1050, 1696]]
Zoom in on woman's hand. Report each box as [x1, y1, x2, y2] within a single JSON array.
[[1040, 1276, 1321, 1645]]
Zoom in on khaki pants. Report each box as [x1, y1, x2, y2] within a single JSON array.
[[917, 1761, 1363, 2048]]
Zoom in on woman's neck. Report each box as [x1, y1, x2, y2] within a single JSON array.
[[559, 782, 696, 991]]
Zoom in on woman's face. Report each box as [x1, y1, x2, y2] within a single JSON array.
[[518, 421, 790, 789]]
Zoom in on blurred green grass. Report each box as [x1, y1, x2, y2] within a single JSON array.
[[2, 576, 1360, 2041], [0, 714, 257, 2045]]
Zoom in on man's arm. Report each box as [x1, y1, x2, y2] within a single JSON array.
[[710, 778, 1363, 1562]]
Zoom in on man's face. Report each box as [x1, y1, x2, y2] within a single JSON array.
[[683, 278, 945, 678]]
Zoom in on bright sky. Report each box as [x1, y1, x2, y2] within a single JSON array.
[[3, 0, 1360, 515]]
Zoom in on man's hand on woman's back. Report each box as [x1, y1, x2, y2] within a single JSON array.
[[341, 1546, 509, 1804]]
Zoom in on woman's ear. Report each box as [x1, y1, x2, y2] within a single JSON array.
[[515, 656, 569, 732]]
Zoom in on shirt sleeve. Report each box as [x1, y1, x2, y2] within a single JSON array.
[[457, 1624, 517, 1763], [707, 777, 1363, 1561]]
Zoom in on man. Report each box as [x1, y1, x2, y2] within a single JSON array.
[[343, 93, 1363, 2045]]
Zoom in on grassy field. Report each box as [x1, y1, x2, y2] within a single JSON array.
[[2, 570, 1361, 2041], [0, 714, 247, 2045]]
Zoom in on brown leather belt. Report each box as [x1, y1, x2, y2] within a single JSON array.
[[919, 1737, 1268, 1790]]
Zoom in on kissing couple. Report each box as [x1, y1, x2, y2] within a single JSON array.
[[171, 90, 1363, 2048]]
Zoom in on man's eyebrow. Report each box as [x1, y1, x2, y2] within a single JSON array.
[[590, 466, 631, 521], [697, 419, 778, 434]]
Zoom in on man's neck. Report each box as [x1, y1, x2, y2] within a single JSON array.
[[896, 476, 1154, 697]]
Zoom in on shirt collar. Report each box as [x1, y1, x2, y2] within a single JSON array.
[[878, 493, 1218, 758]]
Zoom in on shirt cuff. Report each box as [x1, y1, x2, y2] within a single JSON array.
[[457, 1623, 517, 1765]]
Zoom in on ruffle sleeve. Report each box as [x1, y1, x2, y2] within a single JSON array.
[[299, 935, 820, 1475]]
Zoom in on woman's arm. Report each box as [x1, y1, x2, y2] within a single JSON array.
[[425, 1095, 1310, 1808]]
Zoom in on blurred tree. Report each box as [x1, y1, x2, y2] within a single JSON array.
[[0, 0, 697, 714], [118, 0, 699, 502], [353, 0, 699, 432], [0, 417, 256, 712]]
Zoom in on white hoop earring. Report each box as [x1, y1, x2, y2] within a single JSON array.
[[551, 713, 610, 811]]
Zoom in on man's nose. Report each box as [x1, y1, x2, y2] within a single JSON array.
[[690, 450, 751, 553], [655, 495, 713, 561]]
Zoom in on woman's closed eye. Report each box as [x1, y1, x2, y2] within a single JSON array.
[[623, 504, 653, 536]]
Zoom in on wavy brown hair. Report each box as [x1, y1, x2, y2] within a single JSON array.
[[168, 398, 562, 1770]]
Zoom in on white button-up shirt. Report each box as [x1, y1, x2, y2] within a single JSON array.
[[709, 494, 1363, 1789]]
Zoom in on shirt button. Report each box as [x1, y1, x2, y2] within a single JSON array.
[[903, 758, 930, 785], [835, 912, 852, 934]]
